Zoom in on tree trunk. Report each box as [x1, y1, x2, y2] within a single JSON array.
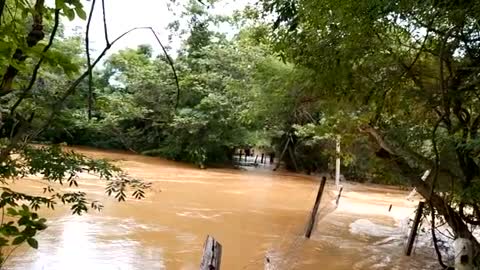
[[362, 126, 480, 259]]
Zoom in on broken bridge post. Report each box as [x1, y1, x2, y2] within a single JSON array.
[[200, 235, 222, 270]]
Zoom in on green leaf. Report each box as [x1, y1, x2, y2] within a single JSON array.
[[2, 224, 20, 236], [0, 237, 8, 247], [64, 8, 75, 21], [27, 238, 38, 249], [75, 7, 87, 20], [36, 222, 47, 231], [17, 216, 29, 226], [55, 0, 65, 9], [6, 208, 17, 216], [12, 236, 25, 245], [24, 227, 36, 237]]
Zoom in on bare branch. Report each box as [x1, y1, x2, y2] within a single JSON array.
[[86, 0, 96, 120], [430, 204, 448, 268], [397, 23, 433, 79], [101, 0, 109, 45], [358, 125, 395, 154], [34, 27, 151, 137], [149, 28, 181, 110]]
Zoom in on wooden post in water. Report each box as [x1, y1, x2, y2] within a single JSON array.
[[305, 176, 327, 238], [335, 186, 343, 207], [405, 201, 425, 256], [335, 137, 341, 188], [200, 235, 222, 270], [264, 256, 274, 270]]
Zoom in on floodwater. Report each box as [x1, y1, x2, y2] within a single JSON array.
[[4, 147, 438, 269]]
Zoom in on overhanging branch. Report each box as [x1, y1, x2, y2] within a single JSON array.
[[34, 27, 153, 137], [149, 28, 181, 110], [86, 0, 96, 120], [101, 0, 109, 45]]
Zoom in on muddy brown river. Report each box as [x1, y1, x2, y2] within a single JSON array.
[[4, 147, 438, 269]]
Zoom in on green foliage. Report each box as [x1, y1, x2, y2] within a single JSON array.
[[0, 204, 45, 263], [0, 0, 153, 264], [259, 0, 480, 263], [0, 144, 150, 265], [42, 6, 273, 166]]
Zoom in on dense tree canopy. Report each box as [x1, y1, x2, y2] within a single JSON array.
[[259, 0, 480, 266]]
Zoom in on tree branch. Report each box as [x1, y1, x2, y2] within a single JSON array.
[[430, 204, 448, 268], [149, 28, 181, 110], [86, 0, 96, 120], [360, 124, 480, 256], [439, 27, 456, 120], [360, 124, 463, 179], [101, 0, 109, 45], [358, 125, 396, 154], [430, 116, 442, 195], [34, 27, 150, 137], [399, 26, 431, 79]]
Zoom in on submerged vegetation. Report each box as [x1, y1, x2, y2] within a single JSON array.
[[0, 0, 479, 267]]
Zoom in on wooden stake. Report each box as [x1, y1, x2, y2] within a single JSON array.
[[305, 176, 327, 238], [335, 186, 343, 207], [200, 235, 222, 270], [405, 201, 425, 256], [264, 256, 274, 270]]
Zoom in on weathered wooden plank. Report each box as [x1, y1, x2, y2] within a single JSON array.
[[305, 176, 327, 238], [200, 235, 222, 270], [405, 201, 425, 256]]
